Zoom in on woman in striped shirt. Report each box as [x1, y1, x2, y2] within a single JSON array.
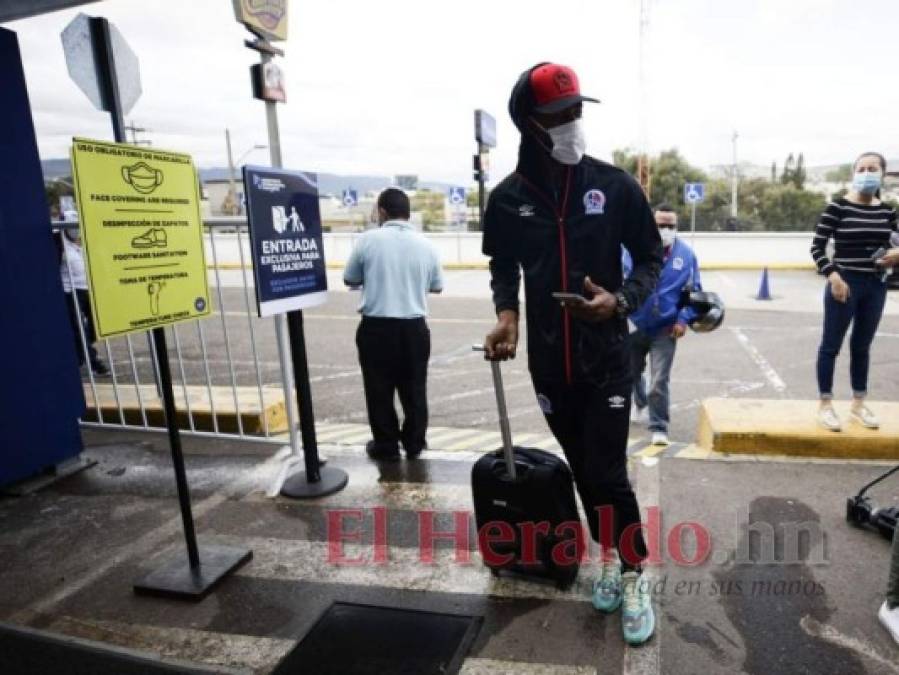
[[810, 152, 899, 431]]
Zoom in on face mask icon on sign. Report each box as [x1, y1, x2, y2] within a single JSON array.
[[122, 162, 164, 195]]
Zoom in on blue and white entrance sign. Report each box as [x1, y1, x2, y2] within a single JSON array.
[[684, 182, 705, 204], [342, 189, 358, 207], [243, 165, 328, 316]]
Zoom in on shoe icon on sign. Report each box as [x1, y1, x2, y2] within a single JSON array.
[[132, 228, 168, 249]]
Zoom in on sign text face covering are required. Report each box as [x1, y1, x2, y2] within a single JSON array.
[[71, 138, 211, 338]]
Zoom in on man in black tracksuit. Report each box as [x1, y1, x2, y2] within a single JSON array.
[[483, 63, 662, 645]]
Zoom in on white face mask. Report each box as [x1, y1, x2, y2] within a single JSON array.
[[659, 227, 676, 247], [547, 119, 586, 165]]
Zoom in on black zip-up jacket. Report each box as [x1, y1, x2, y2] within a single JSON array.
[[483, 140, 662, 385]]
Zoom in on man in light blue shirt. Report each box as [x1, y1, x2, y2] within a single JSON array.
[[344, 188, 443, 460]]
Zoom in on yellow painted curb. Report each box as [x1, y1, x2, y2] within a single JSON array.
[[82, 384, 286, 434], [697, 397, 899, 460]]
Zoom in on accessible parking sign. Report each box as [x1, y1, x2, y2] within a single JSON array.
[[243, 165, 328, 316]]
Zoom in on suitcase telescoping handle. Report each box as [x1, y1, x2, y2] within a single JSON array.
[[472, 345, 517, 480]]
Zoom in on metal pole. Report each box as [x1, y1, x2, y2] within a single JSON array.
[[153, 323, 200, 567], [260, 49, 301, 457], [90, 19, 252, 597], [691, 201, 696, 247], [731, 130, 739, 219], [477, 142, 486, 230], [286, 310, 321, 483], [91, 17, 125, 142], [92, 17, 163, 398], [275, 316, 300, 451], [244, 43, 345, 498], [226, 128, 237, 216]]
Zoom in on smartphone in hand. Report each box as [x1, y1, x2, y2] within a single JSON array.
[[552, 291, 587, 307]]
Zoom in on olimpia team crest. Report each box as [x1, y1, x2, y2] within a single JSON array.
[[583, 189, 606, 215]]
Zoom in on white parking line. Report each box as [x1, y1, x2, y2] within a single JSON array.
[[730, 328, 787, 394]]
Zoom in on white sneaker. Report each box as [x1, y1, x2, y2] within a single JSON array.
[[651, 432, 669, 446], [817, 406, 842, 432], [850, 404, 879, 429], [631, 405, 648, 423], [878, 601, 899, 645]]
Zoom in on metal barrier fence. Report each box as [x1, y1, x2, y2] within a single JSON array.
[[54, 219, 298, 446]]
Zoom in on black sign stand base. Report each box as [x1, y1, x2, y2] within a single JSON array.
[[134, 544, 253, 601], [281, 465, 348, 498], [280, 310, 348, 499], [133, 327, 252, 600]]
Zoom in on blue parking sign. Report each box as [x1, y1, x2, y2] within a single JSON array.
[[342, 189, 358, 207], [684, 183, 705, 204], [448, 186, 466, 205]]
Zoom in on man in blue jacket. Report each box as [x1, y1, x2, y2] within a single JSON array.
[[623, 203, 700, 446]]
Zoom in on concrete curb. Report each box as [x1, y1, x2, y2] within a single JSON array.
[[82, 384, 286, 435], [697, 397, 899, 460]]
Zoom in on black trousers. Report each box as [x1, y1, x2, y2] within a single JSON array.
[[532, 374, 648, 568], [356, 316, 431, 452], [65, 289, 100, 367]]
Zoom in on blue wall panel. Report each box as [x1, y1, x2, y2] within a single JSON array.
[[0, 27, 85, 486]]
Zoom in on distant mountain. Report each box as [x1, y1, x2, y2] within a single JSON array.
[[41, 158, 74, 181], [198, 167, 457, 196], [41, 158, 457, 195], [709, 159, 899, 183]]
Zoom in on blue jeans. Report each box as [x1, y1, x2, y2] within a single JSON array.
[[630, 330, 677, 433], [816, 271, 887, 398]]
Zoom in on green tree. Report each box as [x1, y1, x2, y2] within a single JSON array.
[[613, 147, 827, 232], [793, 153, 807, 190], [756, 184, 825, 231], [612, 147, 707, 222], [466, 187, 489, 208], [45, 177, 74, 214], [781, 153, 795, 185], [411, 189, 449, 230]]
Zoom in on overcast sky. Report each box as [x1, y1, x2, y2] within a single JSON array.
[[7, 0, 899, 184]]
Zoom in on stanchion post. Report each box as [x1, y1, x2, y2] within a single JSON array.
[[280, 309, 348, 498], [241, 36, 347, 499], [133, 328, 251, 600]]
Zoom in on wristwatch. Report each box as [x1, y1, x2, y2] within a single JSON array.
[[614, 291, 630, 318]]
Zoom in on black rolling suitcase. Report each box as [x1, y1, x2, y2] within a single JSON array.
[[470, 346, 583, 589]]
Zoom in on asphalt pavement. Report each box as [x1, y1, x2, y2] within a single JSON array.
[[99, 269, 899, 445], [4, 269, 897, 674]]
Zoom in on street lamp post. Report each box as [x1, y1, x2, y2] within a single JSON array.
[[224, 128, 266, 215], [731, 130, 739, 219]]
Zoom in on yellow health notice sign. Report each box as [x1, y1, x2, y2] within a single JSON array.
[[71, 138, 211, 338]]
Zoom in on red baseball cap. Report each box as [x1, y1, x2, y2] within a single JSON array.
[[529, 63, 599, 114]]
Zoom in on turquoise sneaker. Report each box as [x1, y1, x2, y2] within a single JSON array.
[[621, 571, 655, 645], [591, 560, 622, 612]]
